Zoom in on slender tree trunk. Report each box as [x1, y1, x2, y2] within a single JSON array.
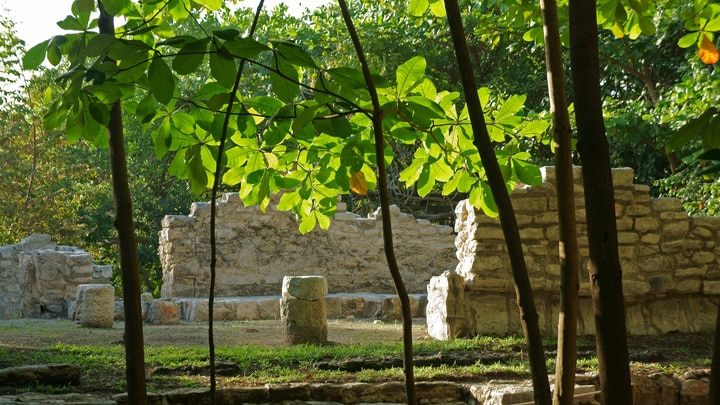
[[710, 301, 720, 403], [337, 2, 417, 404], [539, 0, 580, 404], [444, 1, 551, 403], [207, 3, 265, 404], [567, 0, 633, 403], [98, 2, 148, 404]]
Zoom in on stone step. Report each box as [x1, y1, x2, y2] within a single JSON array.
[[173, 293, 428, 322]]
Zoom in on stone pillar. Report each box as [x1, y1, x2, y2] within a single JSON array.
[[74, 284, 115, 328], [280, 276, 328, 344], [426, 271, 472, 340]]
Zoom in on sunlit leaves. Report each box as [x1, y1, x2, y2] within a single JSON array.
[[396, 56, 426, 96]]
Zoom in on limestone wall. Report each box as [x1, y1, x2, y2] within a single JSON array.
[[0, 234, 112, 319], [427, 167, 720, 338], [159, 193, 457, 298]]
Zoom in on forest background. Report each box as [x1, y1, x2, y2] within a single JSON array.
[[0, 0, 717, 296]]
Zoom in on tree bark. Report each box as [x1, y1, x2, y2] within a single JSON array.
[[568, 0, 633, 403], [444, 1, 551, 403], [98, 2, 148, 404], [710, 300, 720, 404], [539, 0, 580, 403], [338, 2, 417, 404]]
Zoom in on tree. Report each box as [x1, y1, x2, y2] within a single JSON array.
[[442, 0, 551, 402], [568, 0, 633, 402], [538, 0, 580, 402]]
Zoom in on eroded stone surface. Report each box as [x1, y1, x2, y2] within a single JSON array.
[[428, 167, 720, 337]]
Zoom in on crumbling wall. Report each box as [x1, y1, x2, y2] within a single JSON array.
[[427, 167, 720, 338], [159, 194, 458, 298], [0, 234, 112, 319]]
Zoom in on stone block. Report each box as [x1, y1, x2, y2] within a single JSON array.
[[679, 375, 709, 405], [282, 276, 328, 300], [702, 280, 720, 295], [653, 198, 682, 212], [75, 284, 115, 328], [635, 217, 660, 233], [631, 373, 680, 405], [467, 293, 510, 336], [146, 299, 180, 325], [280, 298, 327, 344], [234, 299, 260, 320], [426, 271, 470, 340]]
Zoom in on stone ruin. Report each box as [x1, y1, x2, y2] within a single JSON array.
[[427, 166, 720, 338], [159, 194, 458, 298], [1, 166, 719, 339], [0, 234, 112, 319]]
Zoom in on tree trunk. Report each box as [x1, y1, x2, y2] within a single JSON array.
[[539, 0, 580, 404], [338, 2, 417, 404], [567, 0, 633, 403], [98, 3, 148, 404], [444, 1, 551, 403], [710, 301, 720, 403]]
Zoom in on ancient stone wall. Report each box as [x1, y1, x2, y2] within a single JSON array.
[[427, 167, 720, 338], [0, 234, 112, 319], [159, 193, 457, 298]]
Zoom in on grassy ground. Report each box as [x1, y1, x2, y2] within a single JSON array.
[[0, 318, 712, 397]]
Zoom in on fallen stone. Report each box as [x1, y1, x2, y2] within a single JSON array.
[[75, 284, 115, 328], [0, 363, 81, 388], [0, 392, 115, 404]]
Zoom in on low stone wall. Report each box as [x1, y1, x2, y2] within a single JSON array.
[[0, 234, 112, 319], [428, 167, 720, 338], [159, 193, 457, 298]]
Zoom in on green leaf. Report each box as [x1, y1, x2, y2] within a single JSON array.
[[213, 29, 240, 41], [326, 67, 367, 89], [101, 0, 129, 15], [340, 142, 364, 172], [148, 57, 175, 104], [270, 54, 301, 103], [193, 0, 222, 10], [57, 15, 86, 31], [409, 0, 429, 16], [274, 40, 319, 69], [678, 32, 701, 48], [152, 117, 172, 158], [494, 94, 526, 123], [396, 56, 426, 96], [706, 16, 720, 32], [188, 149, 209, 195], [224, 37, 271, 59], [210, 51, 237, 89], [23, 40, 50, 70], [88, 99, 110, 125], [173, 38, 209, 75], [298, 213, 317, 234], [512, 158, 541, 186], [666, 108, 718, 152]]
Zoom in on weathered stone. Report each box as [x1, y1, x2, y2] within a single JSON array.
[[426, 271, 470, 340], [0, 363, 81, 387], [631, 373, 680, 405], [74, 284, 115, 328], [282, 275, 328, 300], [679, 375, 709, 405], [280, 297, 327, 344], [146, 299, 180, 325]]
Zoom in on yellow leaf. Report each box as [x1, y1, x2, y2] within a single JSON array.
[[699, 34, 719, 65], [350, 171, 368, 196]]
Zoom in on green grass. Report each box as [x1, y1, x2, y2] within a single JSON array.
[[0, 321, 711, 396]]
